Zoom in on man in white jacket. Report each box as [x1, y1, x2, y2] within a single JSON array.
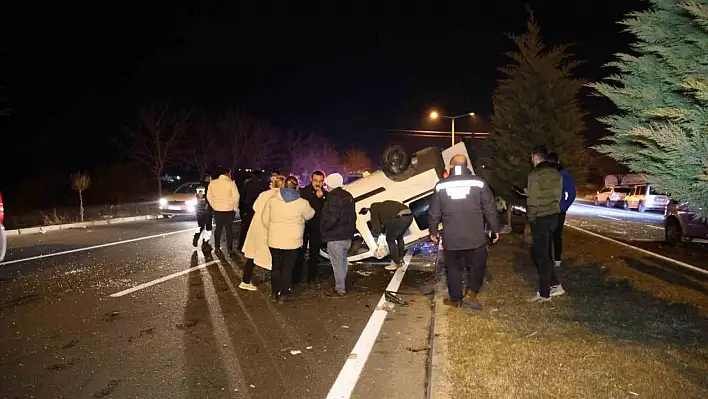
[[262, 175, 315, 303], [207, 168, 240, 254]]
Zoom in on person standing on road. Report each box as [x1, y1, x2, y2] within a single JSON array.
[[319, 173, 356, 297], [294, 170, 328, 288], [368, 200, 413, 271], [239, 175, 285, 291], [526, 146, 566, 303], [547, 152, 576, 268], [238, 170, 270, 252], [262, 175, 315, 304], [428, 154, 500, 310], [192, 186, 213, 250], [207, 168, 240, 255]]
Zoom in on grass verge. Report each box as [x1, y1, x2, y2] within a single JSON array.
[[440, 229, 708, 398]]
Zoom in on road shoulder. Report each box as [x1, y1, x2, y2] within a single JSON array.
[[432, 230, 708, 398]]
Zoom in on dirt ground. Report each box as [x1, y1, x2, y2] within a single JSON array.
[[438, 228, 708, 399]]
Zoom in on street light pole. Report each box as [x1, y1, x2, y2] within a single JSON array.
[[429, 110, 475, 147], [451, 117, 455, 147]]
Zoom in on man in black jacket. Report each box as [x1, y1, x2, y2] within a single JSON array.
[[320, 173, 356, 296], [294, 170, 328, 286], [237, 170, 270, 251], [369, 200, 413, 271], [428, 154, 500, 310]]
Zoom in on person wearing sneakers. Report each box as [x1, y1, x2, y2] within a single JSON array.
[[526, 146, 566, 303], [547, 152, 576, 268], [239, 175, 285, 292], [319, 173, 356, 297], [428, 154, 499, 310], [262, 175, 315, 304], [192, 186, 213, 251], [368, 200, 413, 271]]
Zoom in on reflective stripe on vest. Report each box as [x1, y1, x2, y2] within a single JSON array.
[[435, 179, 485, 200]]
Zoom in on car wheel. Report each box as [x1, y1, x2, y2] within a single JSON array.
[[638, 201, 646, 213], [381, 144, 410, 175], [605, 199, 612, 208], [594, 197, 599, 206], [665, 218, 682, 245], [622, 202, 628, 210]]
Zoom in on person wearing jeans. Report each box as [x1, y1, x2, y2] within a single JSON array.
[[261, 175, 315, 304], [368, 200, 413, 270], [319, 173, 356, 296], [207, 169, 240, 254], [547, 152, 576, 268], [526, 146, 566, 302]]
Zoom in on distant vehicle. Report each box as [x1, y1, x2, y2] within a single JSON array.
[[664, 201, 708, 245], [0, 192, 6, 262], [594, 185, 632, 208], [319, 142, 473, 262], [158, 182, 201, 217], [624, 184, 669, 213]]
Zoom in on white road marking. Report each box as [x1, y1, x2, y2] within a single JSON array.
[[327, 250, 413, 399], [566, 224, 708, 276], [1, 228, 195, 266], [645, 224, 664, 230], [109, 260, 219, 297], [599, 215, 622, 221]]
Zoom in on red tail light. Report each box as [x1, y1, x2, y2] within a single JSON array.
[[0, 193, 4, 224]]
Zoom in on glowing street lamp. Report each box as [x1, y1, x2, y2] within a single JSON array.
[[428, 110, 475, 146]]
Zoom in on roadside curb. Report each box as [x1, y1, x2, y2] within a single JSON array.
[[427, 245, 451, 399], [5, 215, 161, 237]]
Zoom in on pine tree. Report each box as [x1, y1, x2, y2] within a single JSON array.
[[486, 12, 588, 203], [589, 0, 708, 217]]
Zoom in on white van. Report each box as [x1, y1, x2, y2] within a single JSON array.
[[625, 184, 670, 212], [320, 142, 473, 262]]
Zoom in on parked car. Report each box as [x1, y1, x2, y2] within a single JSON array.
[[158, 182, 202, 217], [319, 142, 472, 262], [0, 192, 6, 263], [664, 201, 708, 244], [594, 185, 632, 208], [624, 184, 670, 213]]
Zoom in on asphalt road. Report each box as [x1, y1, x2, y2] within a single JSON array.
[[566, 202, 708, 270], [0, 218, 436, 399]]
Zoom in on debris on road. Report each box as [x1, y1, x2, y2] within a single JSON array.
[[306, 346, 313, 350], [290, 350, 302, 355], [525, 331, 538, 338], [342, 325, 349, 329], [355, 270, 373, 277], [347, 353, 358, 360]]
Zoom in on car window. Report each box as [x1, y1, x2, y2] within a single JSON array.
[[601, 187, 610, 193], [649, 186, 666, 196], [408, 194, 433, 230], [175, 183, 200, 194], [614, 187, 632, 194]]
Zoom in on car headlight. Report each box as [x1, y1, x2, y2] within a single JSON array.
[[186, 199, 198, 206], [159, 198, 168, 206]]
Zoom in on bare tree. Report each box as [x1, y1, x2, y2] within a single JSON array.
[[341, 148, 373, 175], [71, 171, 92, 222], [247, 121, 281, 169], [191, 117, 217, 178], [130, 103, 191, 197], [286, 132, 342, 183]]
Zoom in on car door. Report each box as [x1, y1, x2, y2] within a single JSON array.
[[626, 186, 638, 209], [597, 187, 609, 202]]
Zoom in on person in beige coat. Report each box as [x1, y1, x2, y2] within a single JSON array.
[[262, 175, 315, 303], [239, 175, 285, 291], [207, 168, 240, 254]]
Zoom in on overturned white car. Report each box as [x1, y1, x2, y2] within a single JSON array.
[[320, 142, 474, 262]]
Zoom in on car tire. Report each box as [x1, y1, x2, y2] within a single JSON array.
[[594, 197, 599, 206], [638, 201, 646, 213], [381, 144, 410, 175], [606, 199, 612, 208], [665, 218, 682, 245]]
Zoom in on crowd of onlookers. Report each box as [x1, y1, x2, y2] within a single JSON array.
[[191, 168, 411, 304]]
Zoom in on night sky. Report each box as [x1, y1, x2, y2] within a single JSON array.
[[1, 0, 645, 193]]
